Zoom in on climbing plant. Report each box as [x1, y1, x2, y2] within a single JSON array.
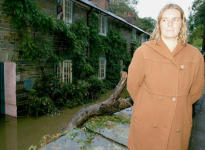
[[2, 0, 130, 115], [2, 0, 76, 76], [88, 13, 128, 87]]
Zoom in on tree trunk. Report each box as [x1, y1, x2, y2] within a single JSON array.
[[63, 71, 133, 132]]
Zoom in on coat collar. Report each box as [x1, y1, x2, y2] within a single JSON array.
[[144, 38, 186, 61]]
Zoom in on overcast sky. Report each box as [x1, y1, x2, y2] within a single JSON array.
[[135, 0, 194, 20]]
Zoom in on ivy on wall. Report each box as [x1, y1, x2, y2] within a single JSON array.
[[2, 0, 75, 75], [2, 0, 130, 113], [2, 0, 129, 85], [88, 12, 129, 87]]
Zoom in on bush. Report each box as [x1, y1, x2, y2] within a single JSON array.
[[62, 81, 89, 108], [28, 96, 58, 117], [87, 76, 105, 100], [27, 74, 109, 116]]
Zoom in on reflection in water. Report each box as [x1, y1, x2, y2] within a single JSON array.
[[0, 104, 92, 150], [0, 115, 17, 150], [0, 91, 113, 150]]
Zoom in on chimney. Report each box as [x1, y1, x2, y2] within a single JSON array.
[[89, 0, 110, 10], [123, 12, 137, 25]]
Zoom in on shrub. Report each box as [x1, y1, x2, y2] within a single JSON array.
[[28, 96, 58, 117], [26, 73, 111, 116], [87, 76, 105, 100]]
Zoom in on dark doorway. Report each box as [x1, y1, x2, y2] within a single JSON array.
[[0, 62, 5, 115]]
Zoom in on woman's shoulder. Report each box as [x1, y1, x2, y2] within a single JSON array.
[[133, 40, 156, 58], [135, 40, 154, 51], [185, 43, 203, 59]]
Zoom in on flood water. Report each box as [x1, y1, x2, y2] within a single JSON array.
[[0, 91, 113, 150]]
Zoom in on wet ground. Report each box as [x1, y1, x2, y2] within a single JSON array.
[[40, 107, 132, 150]]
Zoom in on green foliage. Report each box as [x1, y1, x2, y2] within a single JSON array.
[[104, 28, 128, 87], [188, 0, 205, 50], [32, 74, 105, 110], [39, 133, 62, 148], [70, 20, 92, 80], [136, 17, 156, 33], [189, 24, 203, 50], [85, 115, 130, 130], [28, 96, 58, 117], [2, 0, 74, 74], [2, 0, 131, 116], [109, 0, 138, 17], [189, 0, 205, 31], [87, 76, 106, 100], [109, 0, 155, 33], [87, 13, 104, 74]]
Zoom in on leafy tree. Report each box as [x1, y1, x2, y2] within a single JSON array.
[[136, 17, 156, 33], [109, 0, 138, 17], [188, 0, 205, 51], [109, 0, 155, 33]]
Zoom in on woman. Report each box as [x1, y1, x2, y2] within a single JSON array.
[[127, 3, 204, 150]]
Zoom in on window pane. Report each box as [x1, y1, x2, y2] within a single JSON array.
[[65, 0, 72, 24], [99, 58, 106, 79], [57, 60, 72, 83], [102, 16, 105, 33]]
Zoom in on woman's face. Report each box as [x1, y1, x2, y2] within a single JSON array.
[[160, 8, 182, 40]]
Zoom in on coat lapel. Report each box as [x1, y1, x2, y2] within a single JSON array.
[[171, 42, 186, 57], [144, 38, 186, 62]]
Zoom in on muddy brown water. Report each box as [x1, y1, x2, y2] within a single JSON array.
[[0, 91, 113, 150]]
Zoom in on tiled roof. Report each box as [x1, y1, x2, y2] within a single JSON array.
[[77, 0, 150, 35]]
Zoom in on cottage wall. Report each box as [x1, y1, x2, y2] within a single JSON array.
[[0, 0, 15, 62]]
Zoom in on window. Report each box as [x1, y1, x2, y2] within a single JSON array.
[[141, 34, 148, 43], [98, 57, 106, 79], [64, 0, 73, 24], [99, 15, 107, 36], [57, 0, 73, 24], [57, 0, 63, 20], [132, 29, 136, 42], [57, 60, 72, 83]]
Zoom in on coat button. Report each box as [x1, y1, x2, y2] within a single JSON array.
[[176, 128, 181, 133], [180, 65, 184, 70], [153, 123, 158, 128], [159, 96, 163, 100], [172, 97, 176, 102]]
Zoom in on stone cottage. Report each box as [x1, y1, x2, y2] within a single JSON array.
[[0, 0, 149, 117]]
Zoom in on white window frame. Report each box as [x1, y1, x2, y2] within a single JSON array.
[[63, 0, 73, 25], [99, 15, 107, 36], [98, 57, 106, 80], [57, 60, 72, 83]]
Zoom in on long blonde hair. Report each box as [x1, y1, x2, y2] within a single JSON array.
[[150, 4, 187, 44]]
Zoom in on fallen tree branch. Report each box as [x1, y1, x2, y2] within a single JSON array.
[[63, 71, 133, 132]]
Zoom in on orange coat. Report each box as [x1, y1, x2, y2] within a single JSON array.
[[127, 39, 204, 150]]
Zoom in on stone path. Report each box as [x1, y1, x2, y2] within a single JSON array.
[[40, 107, 132, 150], [39, 128, 127, 150]]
